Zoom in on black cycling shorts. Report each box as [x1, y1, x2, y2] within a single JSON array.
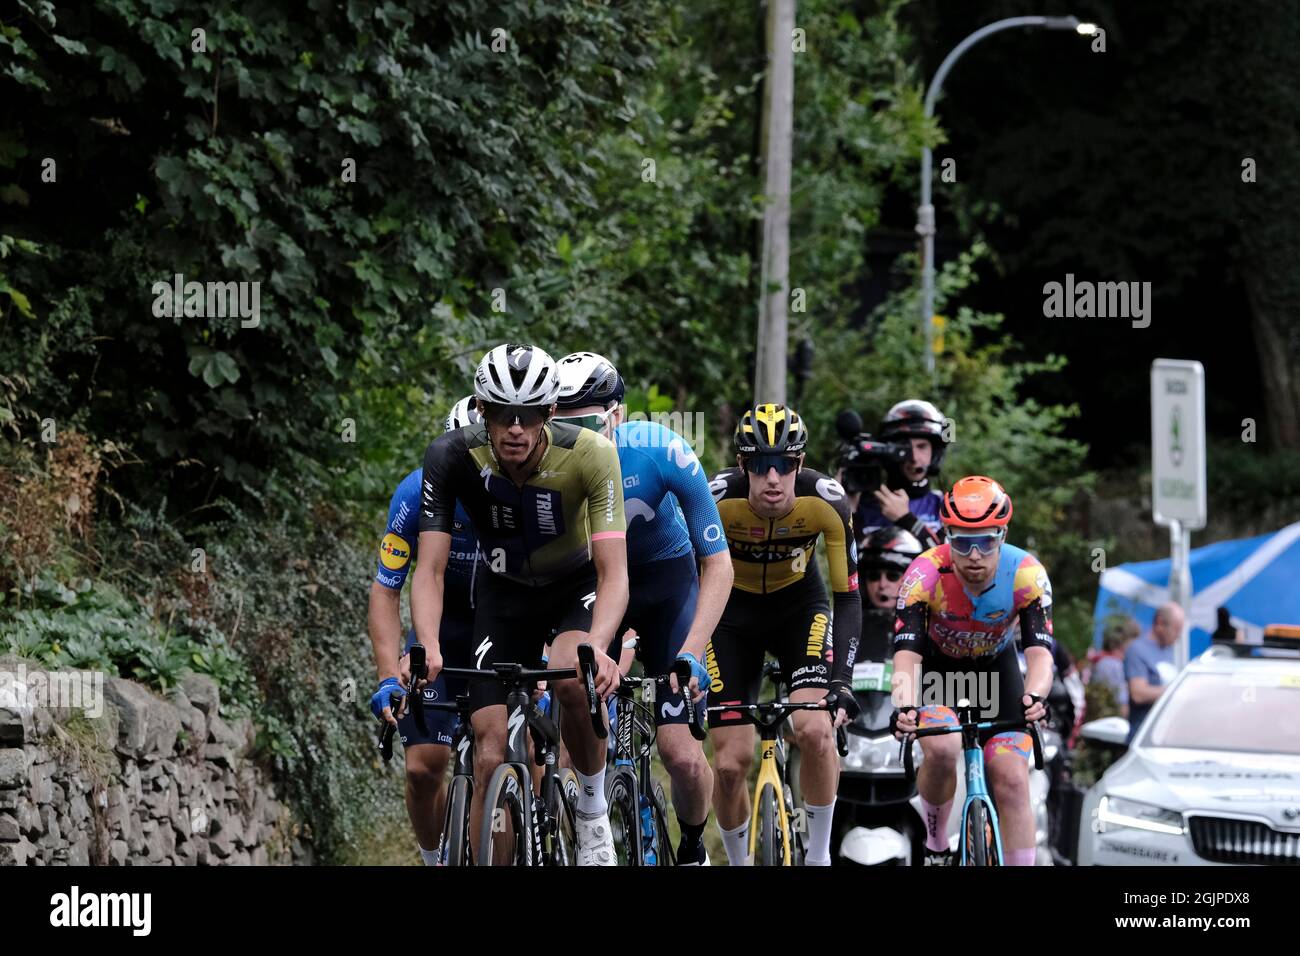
[[468, 564, 598, 713], [705, 578, 831, 727]]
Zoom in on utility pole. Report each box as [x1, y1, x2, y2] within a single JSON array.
[[753, 0, 795, 405]]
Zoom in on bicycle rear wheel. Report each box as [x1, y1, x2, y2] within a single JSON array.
[[964, 799, 1000, 867], [754, 783, 785, 866], [444, 774, 473, 867], [477, 764, 531, 866], [605, 767, 642, 866]]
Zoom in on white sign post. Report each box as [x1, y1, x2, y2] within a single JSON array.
[[1151, 359, 1207, 670]]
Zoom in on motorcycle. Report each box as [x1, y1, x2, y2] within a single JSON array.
[[834, 620, 1059, 865]]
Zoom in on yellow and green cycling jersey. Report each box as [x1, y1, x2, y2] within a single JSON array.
[[419, 420, 626, 587]]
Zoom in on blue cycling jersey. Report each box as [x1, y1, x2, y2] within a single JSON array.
[[375, 468, 480, 610], [614, 420, 727, 567]]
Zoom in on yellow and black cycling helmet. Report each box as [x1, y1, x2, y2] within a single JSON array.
[[735, 403, 808, 456]]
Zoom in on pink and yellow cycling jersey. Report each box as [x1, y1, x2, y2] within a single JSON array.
[[893, 542, 1053, 660]]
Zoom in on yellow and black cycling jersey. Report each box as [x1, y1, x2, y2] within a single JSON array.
[[708, 466, 859, 596], [708, 465, 862, 686]]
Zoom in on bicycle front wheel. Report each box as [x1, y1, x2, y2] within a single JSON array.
[[547, 768, 580, 866], [964, 799, 1000, 867], [754, 783, 785, 866], [477, 764, 531, 866], [605, 767, 642, 866], [445, 773, 473, 867], [651, 782, 674, 866]]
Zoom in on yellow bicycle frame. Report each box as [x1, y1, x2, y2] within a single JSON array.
[[747, 740, 793, 865]]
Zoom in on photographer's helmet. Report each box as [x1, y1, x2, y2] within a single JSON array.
[[735, 403, 808, 455], [555, 351, 625, 411], [473, 344, 561, 407], [443, 395, 482, 432], [880, 399, 947, 473], [860, 528, 924, 571], [940, 475, 1013, 529]]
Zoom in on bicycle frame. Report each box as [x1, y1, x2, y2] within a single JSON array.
[[900, 699, 1043, 866], [958, 720, 1004, 865], [751, 717, 794, 864], [442, 658, 595, 866]]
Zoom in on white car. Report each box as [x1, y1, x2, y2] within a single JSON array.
[[1077, 633, 1300, 866]]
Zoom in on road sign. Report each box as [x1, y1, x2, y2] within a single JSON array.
[[1151, 359, 1206, 531]]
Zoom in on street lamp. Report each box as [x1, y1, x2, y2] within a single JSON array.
[[917, 16, 1096, 374]]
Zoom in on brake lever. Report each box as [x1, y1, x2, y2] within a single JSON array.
[[670, 658, 707, 741]]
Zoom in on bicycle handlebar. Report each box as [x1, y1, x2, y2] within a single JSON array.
[[705, 699, 829, 730], [899, 715, 1044, 780]]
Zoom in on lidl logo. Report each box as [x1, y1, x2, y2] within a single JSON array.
[[380, 533, 412, 570]]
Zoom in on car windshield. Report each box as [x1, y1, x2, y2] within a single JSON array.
[[1144, 669, 1300, 755]]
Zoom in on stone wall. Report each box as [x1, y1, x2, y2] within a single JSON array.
[[0, 659, 300, 865]]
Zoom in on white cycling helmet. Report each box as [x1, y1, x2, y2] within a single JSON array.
[[443, 395, 482, 432], [473, 343, 561, 407], [555, 351, 626, 411]]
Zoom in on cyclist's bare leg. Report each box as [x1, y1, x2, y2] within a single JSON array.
[[468, 704, 507, 862], [916, 734, 960, 852], [404, 743, 451, 854], [917, 734, 960, 804], [987, 751, 1034, 862], [709, 723, 755, 830], [656, 724, 713, 826], [788, 687, 838, 804], [789, 687, 841, 864]]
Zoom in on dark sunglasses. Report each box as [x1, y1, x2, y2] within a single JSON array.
[[742, 453, 800, 476], [863, 567, 904, 583], [480, 403, 549, 428]]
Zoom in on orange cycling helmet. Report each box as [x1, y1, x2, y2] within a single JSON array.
[[940, 476, 1013, 529]]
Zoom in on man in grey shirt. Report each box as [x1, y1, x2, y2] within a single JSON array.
[[1124, 602, 1183, 742]]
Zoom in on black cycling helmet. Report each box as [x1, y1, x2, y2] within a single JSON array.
[[879, 399, 947, 474], [860, 528, 924, 571], [735, 403, 808, 455]]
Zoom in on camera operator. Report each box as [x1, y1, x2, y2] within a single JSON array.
[[835, 400, 948, 550]]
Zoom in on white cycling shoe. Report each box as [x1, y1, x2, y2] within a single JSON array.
[[575, 810, 616, 866]]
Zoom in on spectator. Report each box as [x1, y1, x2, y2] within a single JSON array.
[[1089, 616, 1138, 718], [1123, 602, 1183, 742]]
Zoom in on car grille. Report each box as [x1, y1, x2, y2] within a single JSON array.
[[1188, 816, 1300, 865]]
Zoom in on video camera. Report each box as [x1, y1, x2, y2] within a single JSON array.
[[834, 410, 911, 495]]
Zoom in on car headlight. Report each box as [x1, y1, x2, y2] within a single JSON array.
[[1097, 795, 1185, 836], [843, 733, 904, 773]]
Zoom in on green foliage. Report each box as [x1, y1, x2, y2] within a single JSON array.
[[1, 0, 666, 510], [802, 243, 1095, 624]]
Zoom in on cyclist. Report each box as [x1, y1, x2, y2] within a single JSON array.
[[851, 399, 948, 550], [411, 343, 629, 866], [889, 476, 1053, 866], [553, 351, 733, 866], [367, 396, 482, 866], [706, 403, 861, 866]]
